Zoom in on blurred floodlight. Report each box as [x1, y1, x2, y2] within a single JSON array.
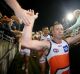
[[66, 13, 74, 21]]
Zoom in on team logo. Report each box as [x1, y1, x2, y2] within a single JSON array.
[[63, 45, 69, 52], [53, 48, 59, 53]]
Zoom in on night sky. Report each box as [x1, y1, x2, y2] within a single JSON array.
[[0, 0, 80, 31]]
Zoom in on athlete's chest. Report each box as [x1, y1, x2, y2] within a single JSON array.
[[49, 41, 69, 56], [51, 43, 69, 54]]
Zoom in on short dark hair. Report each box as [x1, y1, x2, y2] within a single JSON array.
[[52, 21, 62, 29], [42, 26, 48, 30]]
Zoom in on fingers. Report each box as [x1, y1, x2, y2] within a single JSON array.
[[14, 9, 31, 25], [35, 12, 39, 19], [26, 9, 34, 16], [27, 9, 38, 16], [26, 10, 32, 16], [31, 10, 34, 15], [22, 18, 30, 25], [23, 9, 39, 25], [20, 15, 31, 25]]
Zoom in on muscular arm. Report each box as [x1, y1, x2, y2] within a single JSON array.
[[21, 12, 50, 50], [65, 33, 80, 45], [4, 0, 30, 25], [5, 0, 21, 12]]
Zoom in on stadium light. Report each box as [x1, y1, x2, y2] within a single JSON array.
[[66, 13, 74, 21]]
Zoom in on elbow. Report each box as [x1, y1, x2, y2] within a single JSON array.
[[21, 40, 32, 48]]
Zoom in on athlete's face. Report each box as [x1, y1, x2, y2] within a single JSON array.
[[43, 27, 49, 35], [52, 24, 64, 39]]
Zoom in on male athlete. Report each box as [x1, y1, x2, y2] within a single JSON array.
[[21, 10, 80, 74]]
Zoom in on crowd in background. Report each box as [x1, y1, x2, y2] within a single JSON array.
[[0, 12, 23, 39], [1, 11, 80, 42], [1, 11, 80, 74]]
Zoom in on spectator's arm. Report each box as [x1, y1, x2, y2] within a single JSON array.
[[69, 16, 80, 30], [4, 0, 30, 25]]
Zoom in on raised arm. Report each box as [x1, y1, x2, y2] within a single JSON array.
[[69, 16, 80, 31], [65, 33, 80, 45], [21, 10, 50, 50]]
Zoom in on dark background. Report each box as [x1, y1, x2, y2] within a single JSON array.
[[1, 0, 80, 31], [1, 0, 80, 74]]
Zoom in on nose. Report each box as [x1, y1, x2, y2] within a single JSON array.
[[59, 29, 63, 34]]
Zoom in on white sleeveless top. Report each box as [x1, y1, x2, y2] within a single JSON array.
[[47, 40, 70, 74], [41, 34, 51, 40]]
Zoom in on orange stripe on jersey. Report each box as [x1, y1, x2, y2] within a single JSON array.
[[48, 53, 69, 74], [62, 70, 69, 74]]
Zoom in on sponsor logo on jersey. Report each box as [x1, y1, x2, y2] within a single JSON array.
[[63, 45, 69, 52], [53, 48, 59, 53]]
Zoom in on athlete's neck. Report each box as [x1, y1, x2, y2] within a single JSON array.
[[52, 37, 62, 44]]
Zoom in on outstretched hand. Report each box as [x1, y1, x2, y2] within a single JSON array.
[[14, 9, 38, 26], [25, 9, 38, 26], [14, 8, 31, 25]]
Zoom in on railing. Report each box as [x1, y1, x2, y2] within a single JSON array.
[[0, 31, 18, 74]]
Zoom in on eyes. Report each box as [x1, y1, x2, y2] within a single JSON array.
[[54, 28, 64, 31]]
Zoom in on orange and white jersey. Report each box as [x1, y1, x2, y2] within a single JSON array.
[[47, 40, 70, 74]]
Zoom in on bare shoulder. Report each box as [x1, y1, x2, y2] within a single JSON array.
[[65, 37, 72, 44]]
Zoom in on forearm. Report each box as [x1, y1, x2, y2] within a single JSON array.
[[69, 16, 80, 30], [66, 33, 80, 44], [23, 25, 33, 40], [21, 24, 35, 48], [69, 23, 80, 30], [4, 0, 21, 12], [21, 23, 34, 47]]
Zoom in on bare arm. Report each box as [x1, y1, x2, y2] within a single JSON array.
[[66, 16, 80, 33], [4, 0, 30, 25], [21, 11, 50, 50], [21, 38, 50, 50], [69, 16, 80, 30], [65, 33, 80, 45], [5, 0, 21, 12]]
